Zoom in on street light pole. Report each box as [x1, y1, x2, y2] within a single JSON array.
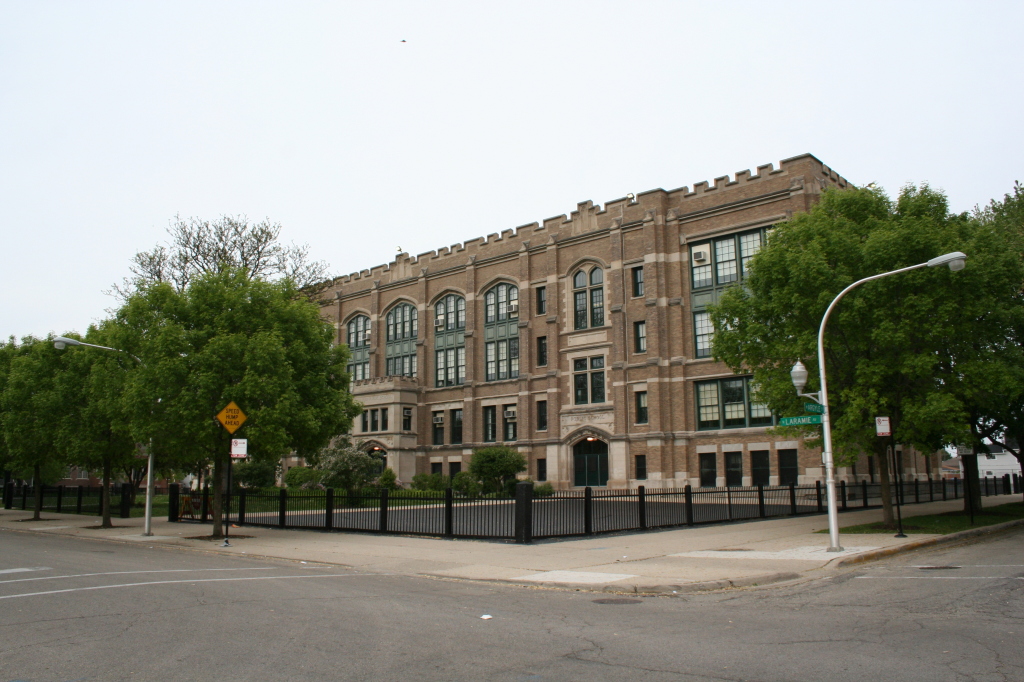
[[790, 251, 967, 552], [54, 336, 156, 537]]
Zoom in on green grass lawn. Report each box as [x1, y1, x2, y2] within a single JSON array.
[[833, 501, 1024, 535]]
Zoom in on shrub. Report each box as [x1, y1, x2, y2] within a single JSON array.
[[469, 446, 527, 495], [411, 473, 450, 491], [533, 482, 555, 497], [503, 476, 533, 497], [314, 436, 379, 492], [284, 466, 322, 489], [232, 458, 279, 489], [451, 471, 480, 497], [377, 467, 400, 490]]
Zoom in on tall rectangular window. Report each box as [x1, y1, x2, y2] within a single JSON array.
[[502, 404, 517, 441], [362, 411, 369, 432], [380, 408, 388, 431], [574, 291, 588, 330], [483, 406, 497, 443], [751, 450, 770, 486], [432, 411, 444, 445], [590, 288, 604, 328], [370, 409, 379, 432], [635, 455, 647, 480], [694, 312, 714, 358], [725, 452, 742, 487], [450, 409, 463, 444], [536, 336, 548, 367], [691, 229, 766, 290], [402, 407, 412, 431], [632, 266, 644, 297], [739, 231, 762, 276], [536, 287, 547, 315], [699, 453, 717, 488], [635, 391, 648, 424], [449, 461, 461, 477], [537, 458, 547, 482], [436, 348, 465, 387], [485, 339, 519, 381], [634, 321, 647, 353], [536, 400, 548, 431], [778, 449, 799, 486], [573, 356, 606, 405], [715, 237, 738, 284]]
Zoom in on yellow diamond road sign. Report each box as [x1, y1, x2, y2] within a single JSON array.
[[216, 401, 247, 434]]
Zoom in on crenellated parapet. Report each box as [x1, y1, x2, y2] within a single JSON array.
[[327, 153, 849, 292]]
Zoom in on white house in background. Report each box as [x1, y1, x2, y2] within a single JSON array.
[[960, 442, 1023, 479]]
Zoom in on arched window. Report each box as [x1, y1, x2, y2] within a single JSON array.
[[345, 315, 370, 380], [385, 303, 417, 377], [572, 266, 604, 330], [483, 283, 519, 382], [434, 294, 466, 387], [484, 283, 518, 323]]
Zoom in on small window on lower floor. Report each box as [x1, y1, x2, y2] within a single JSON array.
[[537, 458, 547, 482], [449, 461, 462, 477], [431, 462, 443, 475], [635, 455, 647, 480]]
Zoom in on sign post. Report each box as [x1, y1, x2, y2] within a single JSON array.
[[876, 416, 904, 537], [216, 402, 247, 546]]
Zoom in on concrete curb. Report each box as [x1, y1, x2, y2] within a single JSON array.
[[491, 571, 804, 596], [831, 517, 1024, 568]]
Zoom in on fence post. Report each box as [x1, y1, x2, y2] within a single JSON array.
[[119, 483, 132, 519], [914, 479, 920, 504], [168, 484, 179, 522], [684, 484, 694, 526], [840, 480, 847, 510], [789, 482, 797, 515], [76, 486, 84, 514], [862, 480, 869, 508], [514, 482, 533, 544], [757, 485, 766, 518], [238, 488, 247, 525], [638, 485, 647, 530], [444, 488, 454, 538], [584, 487, 593, 535], [815, 481, 823, 514], [22, 484, 28, 510], [726, 486, 733, 522], [378, 488, 389, 533], [56, 485, 64, 513], [954, 477, 959, 499], [201, 484, 209, 522], [4, 481, 13, 509], [279, 488, 287, 528], [323, 488, 332, 531]]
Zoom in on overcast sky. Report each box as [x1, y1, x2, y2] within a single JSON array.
[[2, 1, 1021, 340]]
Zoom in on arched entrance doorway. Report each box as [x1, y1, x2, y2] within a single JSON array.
[[364, 445, 387, 477], [573, 438, 609, 487]]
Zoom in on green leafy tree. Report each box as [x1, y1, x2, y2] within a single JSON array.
[[284, 466, 322, 489], [232, 458, 279, 489], [0, 337, 67, 520], [451, 471, 480, 497], [376, 467, 399, 490], [55, 326, 139, 528], [710, 185, 1018, 525], [311, 436, 378, 495], [468, 446, 527, 495], [115, 269, 362, 537]]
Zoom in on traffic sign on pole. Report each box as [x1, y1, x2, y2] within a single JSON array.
[[804, 402, 825, 414], [230, 439, 247, 458], [216, 401, 247, 434], [875, 416, 891, 437], [780, 415, 823, 426]]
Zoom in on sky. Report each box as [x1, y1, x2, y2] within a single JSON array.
[[1, 1, 1022, 340]]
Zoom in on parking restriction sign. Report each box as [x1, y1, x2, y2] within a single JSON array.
[[875, 416, 891, 437]]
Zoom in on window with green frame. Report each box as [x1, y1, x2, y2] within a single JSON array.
[[695, 376, 774, 430], [690, 229, 766, 291], [483, 283, 519, 382]]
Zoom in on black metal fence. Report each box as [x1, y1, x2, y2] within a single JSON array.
[[161, 473, 1023, 543], [2, 483, 169, 518]]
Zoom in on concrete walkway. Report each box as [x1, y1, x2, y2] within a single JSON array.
[[2, 495, 1017, 593]]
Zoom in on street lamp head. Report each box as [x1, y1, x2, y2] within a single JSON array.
[[53, 336, 82, 350], [926, 251, 967, 271], [791, 360, 808, 393]]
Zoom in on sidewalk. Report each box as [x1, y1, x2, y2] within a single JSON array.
[[1, 497, 1013, 594]]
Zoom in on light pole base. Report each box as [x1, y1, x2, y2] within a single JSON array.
[[826, 546, 845, 553]]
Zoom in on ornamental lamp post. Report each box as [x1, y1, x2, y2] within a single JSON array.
[[53, 336, 157, 537], [790, 251, 967, 553]]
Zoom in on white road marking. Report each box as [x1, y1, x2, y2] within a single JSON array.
[[855, 576, 1023, 580], [671, 547, 878, 561], [0, 567, 276, 585], [0, 573, 373, 600], [513, 570, 637, 584], [0, 567, 51, 575]]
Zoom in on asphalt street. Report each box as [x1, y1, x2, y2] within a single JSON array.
[[1, 526, 1021, 681]]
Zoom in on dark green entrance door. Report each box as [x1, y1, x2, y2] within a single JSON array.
[[573, 439, 609, 487]]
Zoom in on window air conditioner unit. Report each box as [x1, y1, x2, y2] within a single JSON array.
[[692, 249, 708, 263], [432, 415, 444, 424], [434, 317, 445, 328], [503, 410, 517, 420], [403, 407, 412, 417], [508, 301, 519, 314]]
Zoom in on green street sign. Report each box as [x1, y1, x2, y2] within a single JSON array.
[[780, 415, 823, 426], [804, 402, 825, 414]]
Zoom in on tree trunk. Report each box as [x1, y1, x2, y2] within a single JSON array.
[[211, 452, 224, 538], [877, 442, 895, 527], [961, 452, 982, 513], [101, 457, 113, 529], [32, 463, 42, 521]]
